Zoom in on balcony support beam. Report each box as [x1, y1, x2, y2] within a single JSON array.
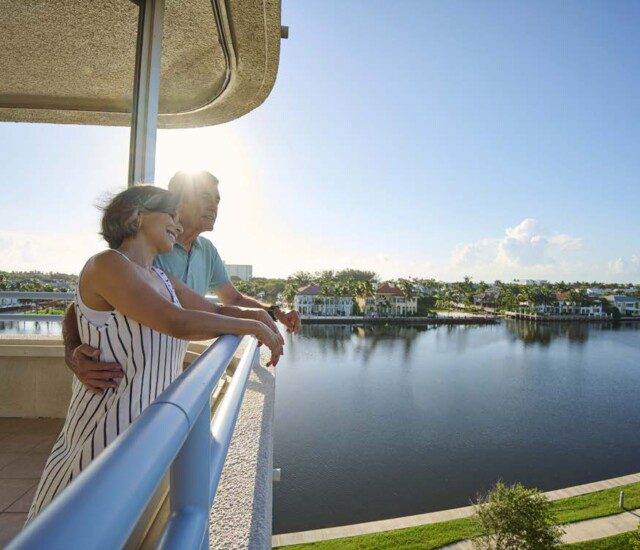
[[128, 0, 165, 187]]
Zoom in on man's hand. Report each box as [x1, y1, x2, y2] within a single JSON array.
[[247, 309, 285, 346], [275, 309, 302, 334], [70, 344, 124, 396]]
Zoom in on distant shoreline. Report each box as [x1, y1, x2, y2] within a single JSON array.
[[300, 315, 499, 325]]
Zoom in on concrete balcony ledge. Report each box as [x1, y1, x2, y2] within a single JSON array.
[[0, 337, 219, 418]]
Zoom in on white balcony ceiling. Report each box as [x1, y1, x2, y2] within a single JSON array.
[[0, 0, 281, 128]]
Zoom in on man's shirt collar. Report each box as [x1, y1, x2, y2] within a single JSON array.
[[174, 236, 202, 252]]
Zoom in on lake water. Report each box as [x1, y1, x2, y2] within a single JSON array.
[[273, 321, 640, 534]]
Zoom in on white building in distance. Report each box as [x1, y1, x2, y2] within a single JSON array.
[[225, 264, 253, 281], [294, 285, 353, 316], [514, 279, 549, 286], [356, 283, 418, 317]]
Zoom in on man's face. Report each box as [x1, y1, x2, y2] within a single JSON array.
[[180, 182, 220, 233]]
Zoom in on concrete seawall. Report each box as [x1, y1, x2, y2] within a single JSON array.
[[503, 312, 614, 322], [301, 316, 499, 325]]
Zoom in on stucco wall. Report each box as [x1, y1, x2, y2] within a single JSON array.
[[0, 338, 72, 418]]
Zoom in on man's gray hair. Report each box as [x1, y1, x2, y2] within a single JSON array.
[[168, 171, 219, 200]]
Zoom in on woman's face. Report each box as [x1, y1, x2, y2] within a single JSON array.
[[139, 211, 183, 254]]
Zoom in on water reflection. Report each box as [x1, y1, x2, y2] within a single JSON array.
[[0, 320, 62, 336], [293, 323, 434, 363], [296, 320, 640, 358], [353, 325, 430, 363], [505, 319, 640, 346]]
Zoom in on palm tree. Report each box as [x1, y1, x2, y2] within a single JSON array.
[[288, 271, 313, 287], [356, 280, 375, 315], [396, 278, 417, 315], [282, 284, 297, 307], [569, 289, 588, 306], [397, 278, 416, 300]]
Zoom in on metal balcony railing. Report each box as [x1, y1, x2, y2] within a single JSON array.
[[7, 334, 259, 550], [0, 291, 74, 321], [0, 292, 221, 322]]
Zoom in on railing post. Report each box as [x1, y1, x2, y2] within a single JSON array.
[[160, 404, 212, 549], [128, 0, 165, 186]]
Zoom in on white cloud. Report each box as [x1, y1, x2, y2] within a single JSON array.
[[607, 254, 640, 282], [0, 231, 105, 274], [450, 218, 584, 281]]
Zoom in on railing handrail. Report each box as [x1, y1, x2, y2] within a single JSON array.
[[8, 333, 259, 550], [0, 293, 217, 322], [0, 291, 75, 300]]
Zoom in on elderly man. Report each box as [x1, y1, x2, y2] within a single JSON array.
[[65, 170, 300, 394]]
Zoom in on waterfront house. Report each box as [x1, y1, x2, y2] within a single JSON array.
[[605, 295, 640, 317], [473, 289, 499, 308], [520, 291, 605, 317], [356, 283, 418, 317], [555, 291, 604, 316], [294, 285, 354, 316]]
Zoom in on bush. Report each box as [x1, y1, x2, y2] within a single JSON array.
[[630, 522, 640, 549], [472, 482, 564, 549]]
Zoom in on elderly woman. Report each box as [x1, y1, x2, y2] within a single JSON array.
[[27, 185, 282, 520]]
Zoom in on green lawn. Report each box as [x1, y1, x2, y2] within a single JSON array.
[[32, 307, 65, 315], [279, 517, 480, 550], [553, 482, 640, 524], [566, 532, 636, 549], [277, 481, 640, 549]]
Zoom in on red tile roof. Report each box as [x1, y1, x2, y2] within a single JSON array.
[[297, 285, 322, 296], [376, 283, 405, 297]]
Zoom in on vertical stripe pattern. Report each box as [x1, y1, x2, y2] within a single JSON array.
[[27, 268, 188, 520]]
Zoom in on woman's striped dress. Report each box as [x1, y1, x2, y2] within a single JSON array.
[[27, 265, 188, 520]]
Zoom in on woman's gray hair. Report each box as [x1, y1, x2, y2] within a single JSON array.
[[99, 185, 179, 249]]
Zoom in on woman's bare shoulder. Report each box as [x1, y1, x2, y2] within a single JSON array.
[[83, 250, 134, 279]]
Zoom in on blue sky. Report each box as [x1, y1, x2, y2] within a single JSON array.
[[1, 0, 639, 282]]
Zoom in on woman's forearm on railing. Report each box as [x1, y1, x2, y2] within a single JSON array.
[[170, 310, 263, 341]]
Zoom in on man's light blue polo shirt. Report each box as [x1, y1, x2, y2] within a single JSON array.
[[153, 236, 230, 296]]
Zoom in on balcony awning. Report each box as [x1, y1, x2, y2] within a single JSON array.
[[0, 0, 281, 128]]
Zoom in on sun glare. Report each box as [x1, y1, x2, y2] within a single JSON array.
[[155, 126, 274, 269]]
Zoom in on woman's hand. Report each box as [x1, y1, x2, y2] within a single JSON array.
[[254, 322, 284, 367]]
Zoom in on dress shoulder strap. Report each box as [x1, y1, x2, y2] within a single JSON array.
[[152, 267, 181, 306], [110, 249, 133, 262]]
